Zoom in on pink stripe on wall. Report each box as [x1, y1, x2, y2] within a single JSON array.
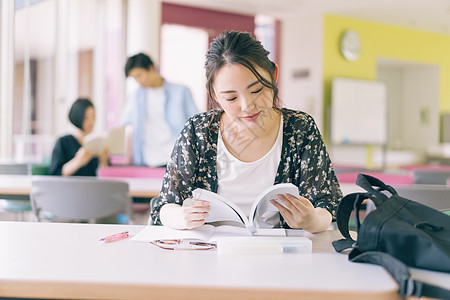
[[162, 3, 255, 40]]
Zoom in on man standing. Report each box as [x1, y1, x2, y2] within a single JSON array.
[[122, 53, 198, 167]]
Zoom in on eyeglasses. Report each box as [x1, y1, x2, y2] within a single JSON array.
[[151, 239, 216, 251]]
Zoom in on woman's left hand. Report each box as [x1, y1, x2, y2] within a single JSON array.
[[270, 193, 332, 233], [270, 193, 317, 230]]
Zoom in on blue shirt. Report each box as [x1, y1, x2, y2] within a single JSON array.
[[122, 80, 198, 165]]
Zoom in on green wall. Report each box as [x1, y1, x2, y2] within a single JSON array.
[[323, 14, 450, 139]]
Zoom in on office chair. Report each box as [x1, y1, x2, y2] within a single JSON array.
[[30, 176, 132, 223], [412, 170, 450, 185], [97, 166, 165, 220], [0, 163, 30, 174], [0, 162, 32, 221]]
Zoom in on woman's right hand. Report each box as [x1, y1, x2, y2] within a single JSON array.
[[160, 200, 210, 230], [181, 199, 210, 229], [61, 147, 93, 176]]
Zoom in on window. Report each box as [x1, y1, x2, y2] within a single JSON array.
[[160, 24, 208, 111], [9, 0, 125, 163]]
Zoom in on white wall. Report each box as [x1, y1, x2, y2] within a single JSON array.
[[329, 62, 440, 168], [377, 66, 404, 148], [279, 13, 324, 130], [160, 25, 208, 112], [402, 65, 440, 153], [126, 0, 161, 62]]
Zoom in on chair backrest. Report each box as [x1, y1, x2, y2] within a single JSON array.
[[392, 184, 450, 211], [31, 163, 50, 175], [0, 163, 30, 175], [336, 172, 413, 185], [97, 166, 166, 178], [30, 176, 132, 222], [412, 170, 450, 185]]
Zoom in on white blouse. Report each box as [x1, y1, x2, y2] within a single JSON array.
[[216, 116, 283, 216]]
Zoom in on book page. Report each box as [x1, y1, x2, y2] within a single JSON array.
[[209, 225, 253, 242], [250, 183, 300, 229], [131, 225, 216, 243], [131, 225, 286, 246], [106, 126, 125, 155], [253, 228, 286, 237], [83, 134, 107, 155], [83, 126, 125, 155], [192, 189, 249, 226]]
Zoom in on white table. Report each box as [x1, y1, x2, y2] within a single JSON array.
[[0, 177, 376, 200], [0, 174, 163, 198], [1, 222, 448, 300]]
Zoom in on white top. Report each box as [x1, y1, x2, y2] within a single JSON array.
[[217, 116, 283, 215], [143, 87, 174, 167]]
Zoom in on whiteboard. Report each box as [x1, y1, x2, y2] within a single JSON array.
[[331, 78, 387, 145]]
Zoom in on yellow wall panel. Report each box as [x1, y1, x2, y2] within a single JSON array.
[[323, 14, 450, 138]]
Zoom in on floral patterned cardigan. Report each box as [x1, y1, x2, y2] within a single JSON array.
[[150, 108, 343, 227]]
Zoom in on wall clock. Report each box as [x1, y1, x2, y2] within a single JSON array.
[[340, 29, 361, 61]]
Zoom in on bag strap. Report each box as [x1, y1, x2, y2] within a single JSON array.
[[350, 251, 450, 299], [332, 192, 368, 252], [356, 174, 399, 206]]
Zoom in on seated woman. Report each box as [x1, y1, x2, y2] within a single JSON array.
[[49, 98, 109, 176], [150, 31, 342, 233]]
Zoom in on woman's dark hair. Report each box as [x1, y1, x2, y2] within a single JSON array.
[[205, 31, 279, 111], [68, 98, 94, 130], [125, 53, 154, 77]]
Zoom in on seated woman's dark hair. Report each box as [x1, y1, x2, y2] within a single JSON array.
[[125, 53, 154, 76], [205, 31, 279, 110], [68, 98, 94, 130]]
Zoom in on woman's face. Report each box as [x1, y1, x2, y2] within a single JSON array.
[[213, 63, 275, 129], [82, 106, 95, 134]]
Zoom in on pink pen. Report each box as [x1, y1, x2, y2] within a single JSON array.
[[99, 231, 129, 243]]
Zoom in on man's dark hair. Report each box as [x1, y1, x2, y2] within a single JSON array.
[[125, 53, 154, 77], [68, 98, 94, 130]]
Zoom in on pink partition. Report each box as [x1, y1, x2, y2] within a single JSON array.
[[336, 172, 413, 185], [399, 164, 450, 172], [97, 166, 166, 178], [109, 155, 129, 166]]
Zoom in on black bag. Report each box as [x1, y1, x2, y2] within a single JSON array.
[[333, 174, 450, 299]]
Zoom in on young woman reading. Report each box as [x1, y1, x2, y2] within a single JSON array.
[[150, 31, 342, 233], [49, 98, 109, 176]]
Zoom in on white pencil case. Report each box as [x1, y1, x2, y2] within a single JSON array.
[[215, 236, 312, 254]]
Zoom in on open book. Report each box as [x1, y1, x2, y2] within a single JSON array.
[[190, 183, 300, 235], [83, 126, 125, 155], [131, 224, 285, 243]]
